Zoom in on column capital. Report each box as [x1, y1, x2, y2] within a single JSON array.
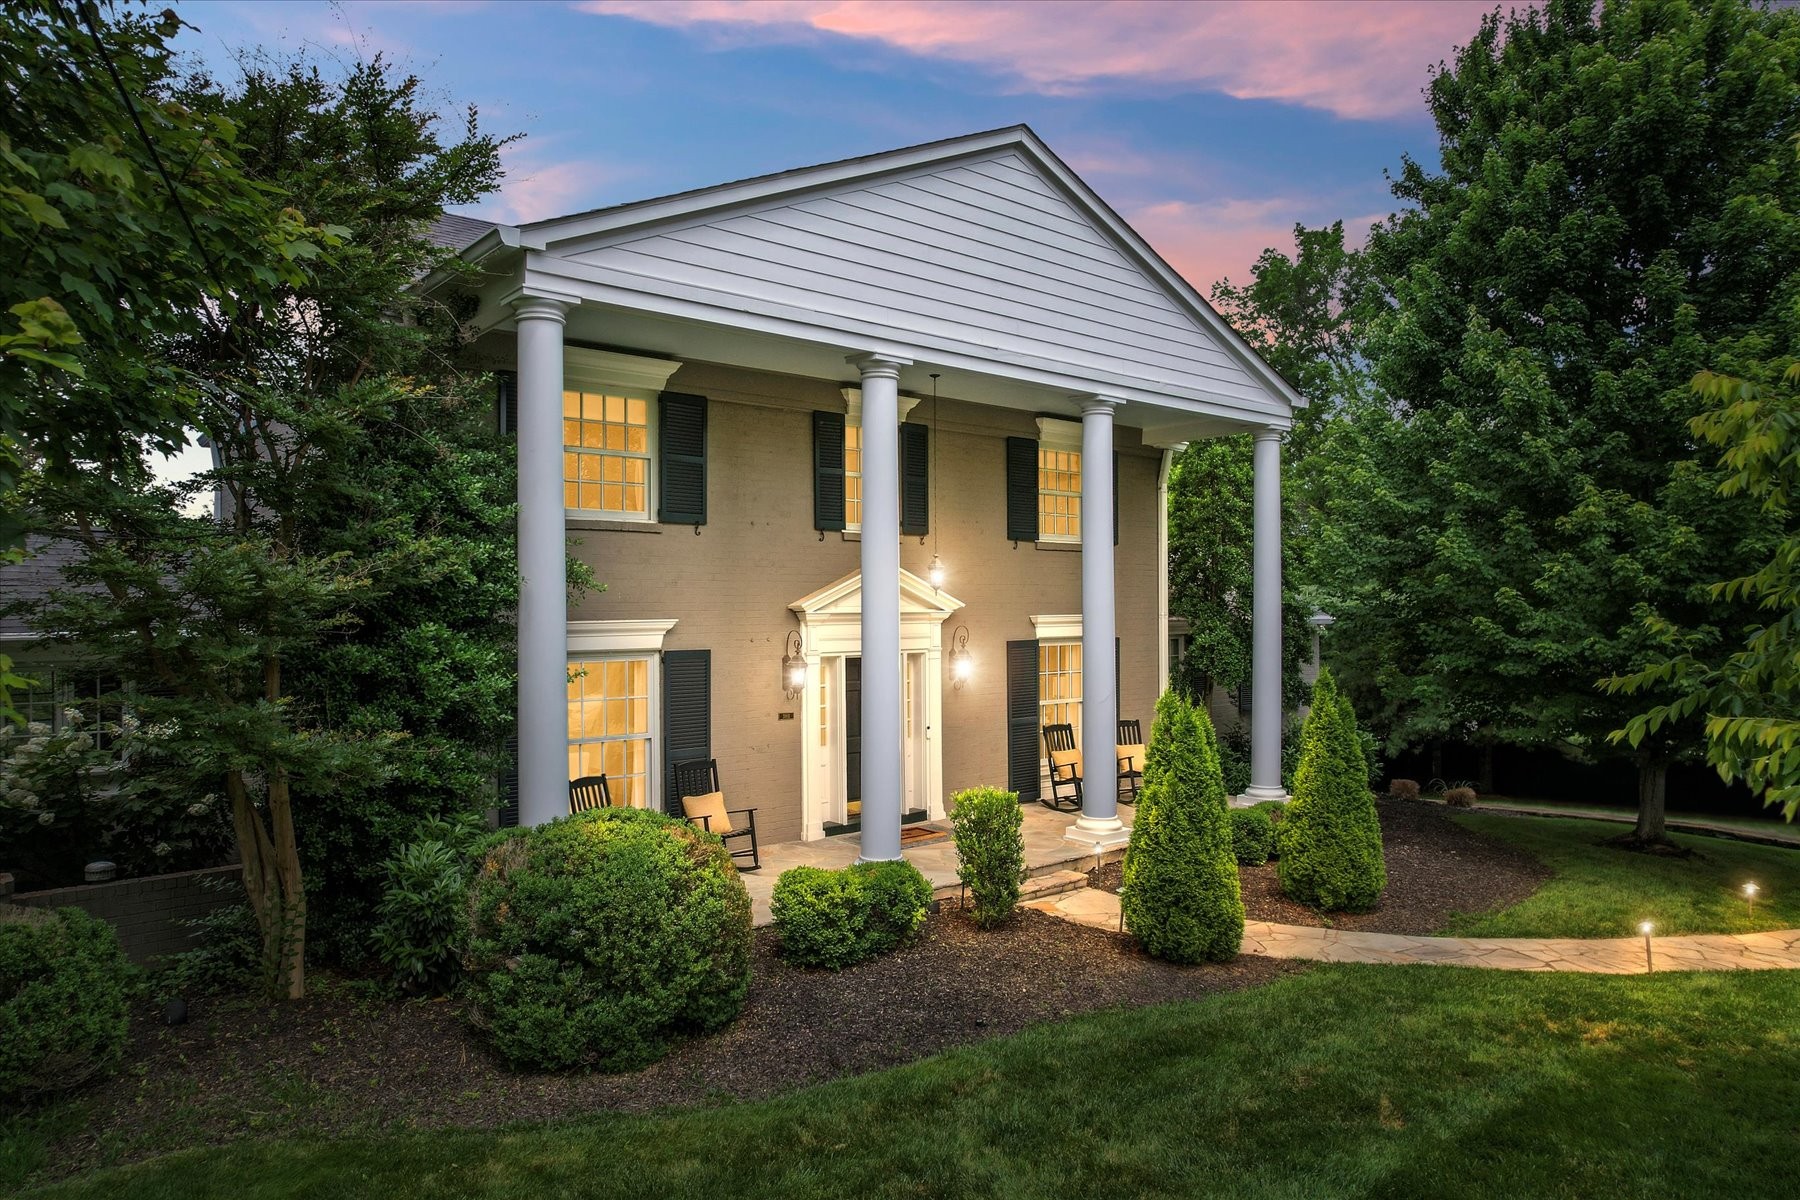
[[1252, 425, 1286, 443], [1075, 395, 1124, 416], [506, 290, 576, 324], [847, 352, 912, 380]]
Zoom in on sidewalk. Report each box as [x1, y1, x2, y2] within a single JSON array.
[[1025, 887, 1800, 973]]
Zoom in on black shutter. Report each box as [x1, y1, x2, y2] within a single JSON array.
[[659, 392, 707, 525], [1113, 451, 1120, 546], [496, 729, 519, 828], [1006, 639, 1041, 803], [1237, 680, 1253, 717], [899, 421, 929, 536], [662, 650, 711, 818], [1005, 437, 1038, 543], [496, 369, 518, 436], [814, 411, 846, 531]]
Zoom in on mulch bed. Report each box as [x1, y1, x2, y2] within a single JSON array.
[[42, 909, 1293, 1182], [1090, 799, 1551, 936]]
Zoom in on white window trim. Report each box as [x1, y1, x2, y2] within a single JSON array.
[[1035, 416, 1083, 544], [562, 348, 683, 524], [565, 618, 678, 811], [838, 386, 922, 534], [1029, 613, 1083, 642]]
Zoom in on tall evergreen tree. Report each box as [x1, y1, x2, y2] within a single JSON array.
[[1278, 670, 1386, 911], [1311, 0, 1800, 839]]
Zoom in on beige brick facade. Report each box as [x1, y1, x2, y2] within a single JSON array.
[[569, 359, 1165, 845]]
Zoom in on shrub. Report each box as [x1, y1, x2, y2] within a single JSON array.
[[949, 786, 1025, 928], [1215, 722, 1252, 797], [772, 859, 933, 969], [1120, 690, 1245, 964], [1444, 787, 1478, 808], [1388, 779, 1421, 801], [371, 817, 483, 995], [1229, 807, 1276, 866], [1278, 670, 1386, 911], [155, 878, 260, 999], [0, 907, 133, 1104], [464, 807, 751, 1072]]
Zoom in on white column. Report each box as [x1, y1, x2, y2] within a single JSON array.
[[1245, 427, 1288, 802], [850, 352, 910, 862], [515, 295, 572, 826], [1076, 398, 1122, 833], [1153, 443, 1183, 692]]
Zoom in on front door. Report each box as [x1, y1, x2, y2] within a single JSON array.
[[844, 656, 862, 821]]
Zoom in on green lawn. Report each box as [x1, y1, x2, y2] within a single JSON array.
[[1466, 796, 1799, 843], [1443, 813, 1800, 938], [19, 965, 1800, 1200]]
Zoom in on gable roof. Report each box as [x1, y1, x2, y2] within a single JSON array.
[[452, 126, 1300, 424]]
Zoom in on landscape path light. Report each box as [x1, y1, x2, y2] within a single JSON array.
[[1744, 882, 1759, 920], [1639, 920, 1654, 973]]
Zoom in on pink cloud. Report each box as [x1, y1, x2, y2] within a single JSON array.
[[468, 143, 647, 225], [1130, 198, 1302, 297], [580, 0, 1508, 121]]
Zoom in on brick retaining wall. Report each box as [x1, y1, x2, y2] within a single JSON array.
[[6, 864, 244, 964]]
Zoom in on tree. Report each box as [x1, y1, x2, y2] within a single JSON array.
[[22, 48, 510, 997], [0, 2, 320, 722], [1277, 670, 1385, 911], [1613, 365, 1800, 819], [1310, 0, 1800, 840], [1120, 689, 1244, 964]]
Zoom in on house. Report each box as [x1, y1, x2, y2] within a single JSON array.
[[425, 126, 1300, 856]]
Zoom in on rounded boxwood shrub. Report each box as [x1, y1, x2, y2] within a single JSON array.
[[464, 807, 751, 1072], [1120, 690, 1245, 964], [772, 859, 932, 969], [1, 906, 132, 1104], [1388, 779, 1421, 802], [1229, 806, 1276, 866], [949, 786, 1025, 928], [1278, 670, 1386, 911]]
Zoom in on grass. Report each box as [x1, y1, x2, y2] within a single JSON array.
[[1465, 796, 1798, 842], [18, 964, 1800, 1199], [1443, 813, 1800, 938]]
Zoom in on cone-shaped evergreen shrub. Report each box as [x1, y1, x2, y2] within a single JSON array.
[[1277, 670, 1386, 911], [1120, 690, 1244, 963]]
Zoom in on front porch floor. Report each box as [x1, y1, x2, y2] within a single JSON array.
[[741, 804, 1132, 926]]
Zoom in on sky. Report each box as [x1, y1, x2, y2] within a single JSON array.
[[169, 0, 1515, 297]]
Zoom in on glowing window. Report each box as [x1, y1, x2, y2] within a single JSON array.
[[567, 656, 652, 807], [563, 391, 651, 517]]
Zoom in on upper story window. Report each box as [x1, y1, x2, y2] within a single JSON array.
[[559, 348, 683, 521], [837, 386, 923, 535], [1037, 418, 1083, 543], [564, 391, 651, 517]]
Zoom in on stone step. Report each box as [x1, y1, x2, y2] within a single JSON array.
[[1020, 869, 1091, 901]]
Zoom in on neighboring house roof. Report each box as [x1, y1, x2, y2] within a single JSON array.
[[426, 212, 499, 250], [437, 124, 1301, 435], [0, 535, 85, 644]]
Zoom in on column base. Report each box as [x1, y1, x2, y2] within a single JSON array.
[[1064, 821, 1130, 852], [1237, 786, 1291, 808]]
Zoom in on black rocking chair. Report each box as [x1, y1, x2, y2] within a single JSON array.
[[1117, 718, 1145, 804], [569, 774, 614, 813], [672, 758, 761, 871], [1041, 723, 1083, 812]]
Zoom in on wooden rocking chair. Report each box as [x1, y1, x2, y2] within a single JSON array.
[[569, 774, 614, 813], [1041, 723, 1083, 812], [1116, 718, 1145, 804], [672, 758, 762, 871]]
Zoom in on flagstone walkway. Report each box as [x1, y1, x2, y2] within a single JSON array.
[[1025, 887, 1800, 974]]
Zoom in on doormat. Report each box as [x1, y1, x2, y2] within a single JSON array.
[[898, 824, 951, 848]]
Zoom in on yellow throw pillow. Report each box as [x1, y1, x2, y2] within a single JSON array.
[[685, 791, 732, 834]]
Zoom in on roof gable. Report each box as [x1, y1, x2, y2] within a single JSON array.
[[517, 127, 1300, 420]]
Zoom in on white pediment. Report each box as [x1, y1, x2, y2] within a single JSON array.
[[515, 127, 1300, 425], [790, 568, 965, 622]]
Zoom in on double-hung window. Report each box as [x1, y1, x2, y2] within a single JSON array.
[[568, 656, 654, 807], [1038, 640, 1083, 747], [1036, 418, 1083, 543], [559, 348, 683, 522]]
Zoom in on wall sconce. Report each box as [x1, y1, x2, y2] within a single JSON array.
[[949, 625, 972, 689], [782, 631, 807, 699]]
